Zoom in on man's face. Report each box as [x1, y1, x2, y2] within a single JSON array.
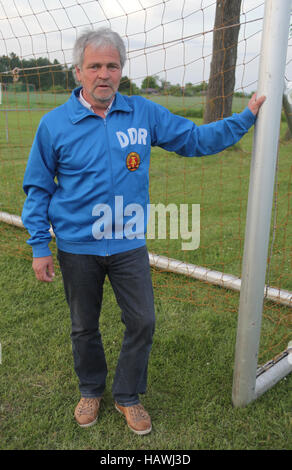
[[75, 44, 122, 107]]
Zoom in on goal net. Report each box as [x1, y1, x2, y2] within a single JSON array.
[[0, 0, 291, 376]]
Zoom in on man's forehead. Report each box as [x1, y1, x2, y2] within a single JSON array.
[[84, 44, 121, 63]]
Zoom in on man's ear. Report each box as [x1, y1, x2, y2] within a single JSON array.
[[75, 65, 82, 82]]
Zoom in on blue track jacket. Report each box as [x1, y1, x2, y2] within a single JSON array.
[[22, 87, 256, 257]]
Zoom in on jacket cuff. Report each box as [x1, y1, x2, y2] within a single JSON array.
[[240, 107, 256, 128], [32, 244, 52, 258]]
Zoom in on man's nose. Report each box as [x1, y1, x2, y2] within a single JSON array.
[[98, 66, 109, 79]]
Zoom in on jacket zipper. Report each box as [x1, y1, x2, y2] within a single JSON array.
[[103, 116, 115, 256]]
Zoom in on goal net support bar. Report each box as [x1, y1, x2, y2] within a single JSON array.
[[1, 210, 291, 309], [255, 351, 292, 401], [232, 0, 292, 408]]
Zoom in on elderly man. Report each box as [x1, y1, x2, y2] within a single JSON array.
[[22, 27, 265, 434]]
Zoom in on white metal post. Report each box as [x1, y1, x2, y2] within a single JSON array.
[[232, 0, 291, 407]]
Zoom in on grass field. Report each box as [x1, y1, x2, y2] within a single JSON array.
[[0, 91, 291, 450], [0, 89, 250, 112]]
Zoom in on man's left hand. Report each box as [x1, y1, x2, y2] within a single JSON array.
[[248, 92, 266, 116]]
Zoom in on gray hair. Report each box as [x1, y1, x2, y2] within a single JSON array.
[[72, 27, 127, 70]]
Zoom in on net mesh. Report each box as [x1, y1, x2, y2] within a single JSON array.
[[0, 0, 291, 366]]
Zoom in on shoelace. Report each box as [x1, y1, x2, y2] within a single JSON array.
[[129, 404, 149, 421], [77, 398, 99, 416]]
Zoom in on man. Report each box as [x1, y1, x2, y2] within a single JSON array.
[[21, 27, 265, 434]]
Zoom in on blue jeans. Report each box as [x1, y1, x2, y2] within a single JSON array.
[[57, 245, 155, 407]]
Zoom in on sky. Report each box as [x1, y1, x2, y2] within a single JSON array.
[[0, 0, 291, 92]]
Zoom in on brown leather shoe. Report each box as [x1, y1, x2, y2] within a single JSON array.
[[74, 397, 102, 428], [115, 402, 152, 435]]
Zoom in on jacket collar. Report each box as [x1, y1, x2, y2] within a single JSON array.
[[67, 87, 132, 124]]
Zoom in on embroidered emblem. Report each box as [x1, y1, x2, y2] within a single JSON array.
[[126, 152, 140, 171]]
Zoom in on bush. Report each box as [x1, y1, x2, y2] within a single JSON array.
[[173, 108, 204, 118]]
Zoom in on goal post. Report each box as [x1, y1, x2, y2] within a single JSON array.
[[232, 0, 292, 408]]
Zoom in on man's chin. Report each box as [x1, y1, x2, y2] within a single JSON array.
[[92, 90, 115, 105]]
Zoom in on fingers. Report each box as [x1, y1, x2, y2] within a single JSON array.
[[248, 93, 266, 116], [255, 94, 266, 107], [32, 256, 55, 282], [47, 258, 55, 280]]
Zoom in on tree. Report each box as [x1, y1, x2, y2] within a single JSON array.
[[204, 0, 242, 123], [119, 75, 140, 95], [141, 75, 160, 90], [0, 53, 72, 91]]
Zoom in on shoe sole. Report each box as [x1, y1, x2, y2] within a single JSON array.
[[76, 417, 98, 428], [115, 404, 152, 435]]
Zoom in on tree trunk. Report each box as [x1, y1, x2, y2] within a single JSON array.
[[204, 0, 242, 123], [284, 127, 291, 140]]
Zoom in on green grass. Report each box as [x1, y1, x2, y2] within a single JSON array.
[[1, 90, 248, 113], [0, 251, 291, 450], [1, 90, 70, 110], [0, 92, 291, 450]]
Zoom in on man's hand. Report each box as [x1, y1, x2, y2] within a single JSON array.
[[248, 92, 266, 116], [32, 255, 55, 282]]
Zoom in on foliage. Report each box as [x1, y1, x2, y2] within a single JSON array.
[[141, 75, 160, 90], [119, 76, 140, 95], [0, 52, 76, 91], [0, 53, 210, 97]]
